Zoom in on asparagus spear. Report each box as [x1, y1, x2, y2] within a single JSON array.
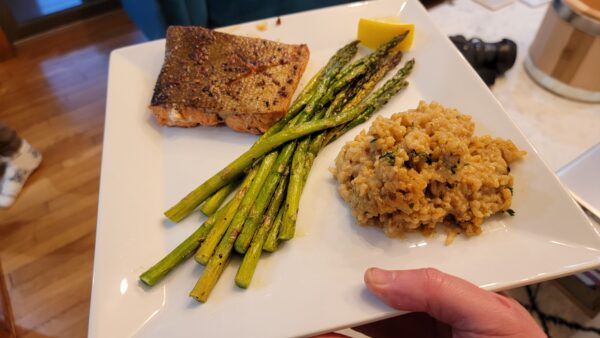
[[232, 90, 347, 248], [235, 175, 288, 288], [281, 68, 324, 121], [304, 81, 359, 155], [277, 85, 366, 242], [190, 168, 279, 302], [139, 200, 232, 286], [199, 178, 241, 216], [189, 248, 230, 303], [195, 153, 276, 265], [229, 118, 309, 256], [164, 41, 359, 223], [319, 31, 409, 106], [316, 51, 404, 151], [198, 134, 294, 265], [277, 93, 354, 241], [326, 59, 415, 144], [262, 94, 346, 244], [278, 44, 408, 241], [283, 72, 411, 155], [263, 207, 284, 252], [277, 55, 407, 241], [232, 79, 351, 253], [234, 148, 293, 254], [231, 82, 340, 254], [278, 138, 309, 240], [302, 53, 401, 190], [277, 67, 412, 239], [341, 52, 404, 116]]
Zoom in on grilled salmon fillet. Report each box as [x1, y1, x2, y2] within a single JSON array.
[[149, 26, 310, 134]]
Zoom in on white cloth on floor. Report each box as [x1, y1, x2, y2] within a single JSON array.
[[0, 140, 42, 207]]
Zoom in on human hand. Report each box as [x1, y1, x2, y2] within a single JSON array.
[[316, 268, 545, 338], [365, 268, 545, 338]]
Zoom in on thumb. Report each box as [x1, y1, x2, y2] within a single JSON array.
[[364, 268, 543, 336]]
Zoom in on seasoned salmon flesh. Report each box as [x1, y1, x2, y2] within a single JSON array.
[[149, 26, 310, 134]]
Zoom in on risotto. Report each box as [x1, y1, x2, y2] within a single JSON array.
[[332, 101, 526, 241]]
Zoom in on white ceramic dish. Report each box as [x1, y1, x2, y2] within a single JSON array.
[[557, 143, 600, 220], [89, 0, 600, 336]]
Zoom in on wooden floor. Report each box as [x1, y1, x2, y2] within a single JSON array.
[[0, 11, 145, 337]]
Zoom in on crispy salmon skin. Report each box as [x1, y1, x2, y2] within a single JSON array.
[[149, 26, 310, 134]]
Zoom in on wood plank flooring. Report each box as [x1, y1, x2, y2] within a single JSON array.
[[0, 10, 145, 337]]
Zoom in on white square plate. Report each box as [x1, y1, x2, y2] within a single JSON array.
[[89, 0, 600, 337]]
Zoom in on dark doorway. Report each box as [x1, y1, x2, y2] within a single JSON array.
[[0, 0, 119, 45]]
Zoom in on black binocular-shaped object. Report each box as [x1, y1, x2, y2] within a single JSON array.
[[449, 35, 517, 86]]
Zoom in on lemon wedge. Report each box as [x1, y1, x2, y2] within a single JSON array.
[[357, 17, 414, 51]]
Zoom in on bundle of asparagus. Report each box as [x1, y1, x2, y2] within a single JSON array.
[[139, 32, 415, 302]]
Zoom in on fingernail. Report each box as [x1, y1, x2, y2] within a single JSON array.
[[366, 268, 393, 287]]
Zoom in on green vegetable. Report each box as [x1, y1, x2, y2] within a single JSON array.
[[321, 31, 409, 105], [278, 137, 308, 240], [200, 178, 241, 216], [263, 207, 284, 252], [236, 175, 288, 288], [277, 68, 411, 240], [380, 151, 396, 165], [325, 59, 415, 145], [139, 200, 233, 286], [189, 160, 279, 302], [234, 148, 293, 254], [195, 155, 276, 265]]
